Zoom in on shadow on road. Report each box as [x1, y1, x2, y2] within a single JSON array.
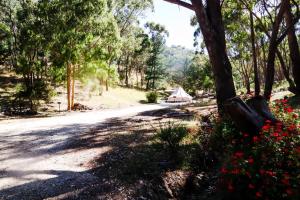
[[0, 108, 200, 199]]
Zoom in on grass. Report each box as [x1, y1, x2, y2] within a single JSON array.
[[84, 87, 147, 109]]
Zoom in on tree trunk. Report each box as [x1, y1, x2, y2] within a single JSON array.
[[264, 0, 288, 99], [276, 50, 297, 92], [163, 0, 274, 134], [250, 10, 260, 96], [67, 63, 72, 111], [285, 0, 300, 95], [191, 0, 236, 111], [71, 64, 75, 110], [125, 55, 129, 87]]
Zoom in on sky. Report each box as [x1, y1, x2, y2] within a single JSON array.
[[141, 0, 196, 49]]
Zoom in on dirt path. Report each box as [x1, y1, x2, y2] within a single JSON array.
[[0, 105, 173, 200]]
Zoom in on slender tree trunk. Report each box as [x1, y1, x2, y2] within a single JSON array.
[[264, 0, 288, 99], [67, 63, 71, 111], [125, 56, 129, 87], [71, 64, 75, 109], [141, 68, 145, 89], [250, 10, 260, 96], [285, 0, 300, 95], [277, 50, 296, 91]]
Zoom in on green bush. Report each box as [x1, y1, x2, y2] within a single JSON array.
[[146, 91, 158, 103], [156, 121, 188, 152], [218, 99, 300, 200]]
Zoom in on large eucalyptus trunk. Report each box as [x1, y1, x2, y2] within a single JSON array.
[[285, 0, 300, 95], [164, 0, 276, 134], [191, 0, 236, 111]]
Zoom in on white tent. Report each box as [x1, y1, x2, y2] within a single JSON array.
[[167, 87, 193, 102]]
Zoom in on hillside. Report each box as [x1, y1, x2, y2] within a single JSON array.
[[162, 45, 194, 72]]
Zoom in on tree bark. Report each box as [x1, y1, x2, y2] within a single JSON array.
[[276, 50, 297, 92], [285, 0, 300, 95], [163, 0, 276, 133], [250, 10, 260, 96], [67, 63, 72, 111], [71, 64, 75, 110], [191, 0, 236, 111], [264, 0, 288, 99]]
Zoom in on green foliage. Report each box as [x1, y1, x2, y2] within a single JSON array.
[[169, 54, 214, 95], [145, 22, 169, 90], [156, 121, 188, 152], [214, 99, 300, 200], [162, 45, 194, 72], [146, 91, 158, 103]]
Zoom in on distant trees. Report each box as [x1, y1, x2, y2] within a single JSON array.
[[182, 56, 214, 95], [144, 22, 169, 90], [0, 0, 175, 112]]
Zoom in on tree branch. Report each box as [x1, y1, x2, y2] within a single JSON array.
[[276, 12, 300, 44], [163, 0, 195, 11]]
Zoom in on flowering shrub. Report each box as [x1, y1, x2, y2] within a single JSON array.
[[219, 99, 300, 200]]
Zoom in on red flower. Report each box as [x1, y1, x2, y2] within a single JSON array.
[[252, 136, 259, 143], [262, 125, 270, 131], [295, 146, 300, 154], [247, 157, 254, 165], [248, 183, 255, 189], [265, 170, 276, 176], [288, 124, 296, 131], [220, 167, 228, 174], [231, 168, 241, 174], [259, 169, 265, 175], [293, 114, 298, 119], [281, 178, 290, 185], [286, 107, 293, 113], [243, 133, 249, 137], [246, 171, 252, 178], [256, 191, 262, 198], [282, 132, 289, 137], [272, 132, 279, 137], [234, 151, 244, 158], [227, 182, 234, 192], [286, 188, 293, 195]]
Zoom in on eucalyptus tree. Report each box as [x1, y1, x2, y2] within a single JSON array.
[[0, 0, 19, 68], [108, 0, 153, 89], [164, 0, 237, 111], [162, 0, 293, 134], [284, 0, 300, 95], [144, 22, 169, 90], [43, 0, 118, 110], [182, 55, 214, 95]]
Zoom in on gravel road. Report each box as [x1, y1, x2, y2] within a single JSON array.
[[0, 104, 169, 200]]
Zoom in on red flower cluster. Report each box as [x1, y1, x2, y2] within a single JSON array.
[[219, 98, 300, 199]]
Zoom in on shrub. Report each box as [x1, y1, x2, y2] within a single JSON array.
[[146, 91, 158, 103], [219, 99, 300, 200], [156, 121, 188, 152]]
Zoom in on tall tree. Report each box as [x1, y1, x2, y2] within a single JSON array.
[[284, 0, 300, 95], [164, 0, 236, 111], [264, 0, 289, 99], [249, 9, 260, 96], [44, 0, 115, 110], [144, 22, 169, 90]]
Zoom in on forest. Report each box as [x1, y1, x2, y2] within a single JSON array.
[[0, 0, 300, 199]]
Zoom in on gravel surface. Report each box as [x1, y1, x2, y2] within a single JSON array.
[[0, 104, 169, 200]]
